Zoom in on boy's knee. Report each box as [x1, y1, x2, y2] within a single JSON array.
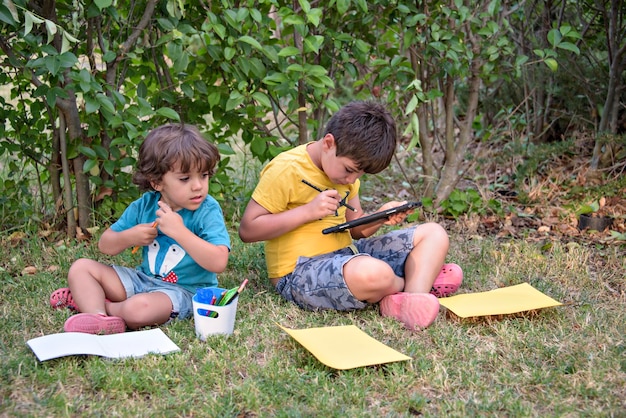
[[345, 257, 395, 288], [118, 293, 172, 326], [67, 258, 93, 279], [414, 222, 449, 248]]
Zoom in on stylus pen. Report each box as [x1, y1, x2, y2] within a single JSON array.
[[301, 179, 357, 212]]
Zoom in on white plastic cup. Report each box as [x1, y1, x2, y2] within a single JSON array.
[[192, 287, 239, 340]]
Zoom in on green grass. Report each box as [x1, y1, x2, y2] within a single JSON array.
[[1, 227, 625, 417]]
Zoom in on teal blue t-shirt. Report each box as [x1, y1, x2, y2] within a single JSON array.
[[111, 191, 231, 292]]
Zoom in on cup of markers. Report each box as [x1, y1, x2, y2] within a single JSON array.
[[192, 279, 248, 340]]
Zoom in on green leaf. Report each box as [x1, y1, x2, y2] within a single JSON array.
[[354, 0, 367, 13], [405, 94, 418, 115], [85, 96, 99, 114], [286, 63, 305, 73], [24, 12, 43, 36], [298, 0, 311, 14], [544, 58, 558, 72], [336, 0, 350, 15], [63, 30, 79, 43], [406, 113, 420, 150], [1, 0, 19, 25], [515, 55, 529, 67], [44, 19, 57, 44], [213, 23, 226, 40], [263, 73, 288, 85], [609, 231, 626, 241], [282, 14, 306, 26], [302, 64, 325, 77], [94, 0, 113, 10], [82, 158, 98, 173], [278, 46, 301, 57], [45, 87, 68, 107], [61, 32, 71, 54], [207, 92, 221, 107], [97, 94, 115, 114], [225, 92, 244, 111], [261, 46, 279, 63], [79, 146, 98, 159], [556, 42, 580, 54], [181, 82, 193, 98], [103, 159, 117, 176], [303, 35, 324, 54], [252, 91, 271, 108], [224, 47, 236, 60], [103, 51, 117, 63], [238, 35, 263, 51], [155, 107, 180, 121], [44, 56, 61, 76], [306, 8, 322, 27], [58, 52, 77, 68], [354, 39, 370, 53], [547, 28, 561, 48]]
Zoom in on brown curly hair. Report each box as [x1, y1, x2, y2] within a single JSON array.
[[132, 124, 220, 192]]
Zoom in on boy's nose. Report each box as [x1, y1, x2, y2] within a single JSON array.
[[191, 179, 203, 190]]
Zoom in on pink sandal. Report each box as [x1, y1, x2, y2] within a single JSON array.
[[50, 287, 78, 311], [380, 292, 440, 330], [430, 263, 463, 298], [64, 313, 126, 335]]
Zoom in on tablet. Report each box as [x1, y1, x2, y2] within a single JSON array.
[[322, 201, 422, 234]]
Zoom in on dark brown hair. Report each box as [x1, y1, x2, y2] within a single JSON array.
[[323, 101, 397, 174], [132, 124, 220, 191]]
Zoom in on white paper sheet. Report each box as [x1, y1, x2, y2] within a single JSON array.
[[27, 328, 180, 361]]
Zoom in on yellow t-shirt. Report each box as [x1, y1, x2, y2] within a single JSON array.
[[252, 143, 359, 278]]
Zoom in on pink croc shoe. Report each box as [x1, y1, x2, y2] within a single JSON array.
[[380, 292, 440, 330], [64, 313, 126, 335], [430, 263, 463, 298], [50, 287, 78, 311]]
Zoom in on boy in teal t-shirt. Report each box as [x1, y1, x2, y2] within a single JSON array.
[[50, 124, 230, 334]]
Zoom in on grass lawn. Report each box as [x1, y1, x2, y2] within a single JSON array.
[[1, 225, 625, 417]]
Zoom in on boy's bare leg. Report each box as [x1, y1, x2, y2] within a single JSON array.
[[344, 222, 449, 300], [67, 258, 127, 315], [343, 256, 404, 303], [106, 292, 173, 329], [402, 222, 450, 294]]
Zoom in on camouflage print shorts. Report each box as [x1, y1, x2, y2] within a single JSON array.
[[275, 226, 416, 311]]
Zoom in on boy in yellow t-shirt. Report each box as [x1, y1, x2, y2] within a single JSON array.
[[238, 101, 462, 330]]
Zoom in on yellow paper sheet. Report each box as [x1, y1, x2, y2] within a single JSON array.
[[438, 282, 562, 318], [278, 324, 411, 370]]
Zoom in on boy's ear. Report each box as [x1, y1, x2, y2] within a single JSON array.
[[151, 180, 161, 191], [321, 133, 336, 150]]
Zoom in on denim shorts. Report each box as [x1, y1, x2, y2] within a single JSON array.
[[112, 265, 195, 320], [275, 226, 416, 311]]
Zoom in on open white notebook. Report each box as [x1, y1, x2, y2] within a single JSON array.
[[27, 328, 180, 361]]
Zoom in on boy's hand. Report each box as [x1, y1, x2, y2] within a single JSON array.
[[154, 201, 185, 237], [309, 189, 342, 219], [133, 222, 158, 246], [380, 201, 413, 226]]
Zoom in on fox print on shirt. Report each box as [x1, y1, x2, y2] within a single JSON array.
[[147, 235, 185, 283]]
